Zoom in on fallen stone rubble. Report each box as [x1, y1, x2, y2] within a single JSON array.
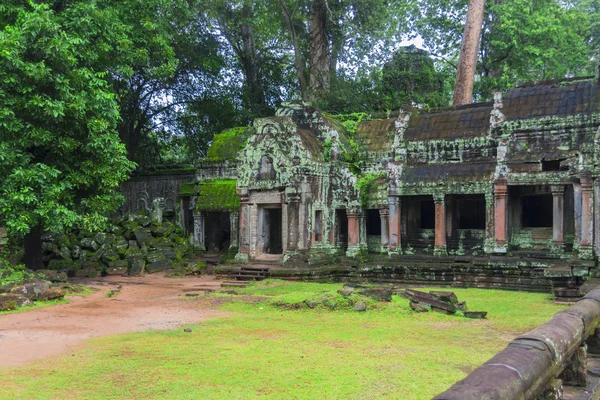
[[40, 213, 195, 277], [0, 270, 79, 311], [401, 289, 486, 318]]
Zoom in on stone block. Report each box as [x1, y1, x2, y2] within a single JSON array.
[[129, 259, 145, 276], [146, 259, 172, 274]]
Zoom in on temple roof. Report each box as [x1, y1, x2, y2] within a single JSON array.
[[400, 163, 495, 185], [404, 103, 493, 141], [355, 119, 396, 153], [502, 79, 600, 121]]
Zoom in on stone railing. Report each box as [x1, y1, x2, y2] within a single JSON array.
[[435, 288, 600, 399]]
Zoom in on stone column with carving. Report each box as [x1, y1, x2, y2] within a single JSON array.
[[434, 194, 447, 256], [192, 212, 206, 251], [286, 193, 300, 251], [229, 211, 239, 253], [595, 179, 600, 262], [388, 196, 401, 253], [551, 185, 565, 254], [494, 179, 508, 253], [484, 192, 495, 253], [379, 208, 390, 251], [574, 181, 582, 246], [580, 176, 594, 259], [346, 209, 363, 257], [235, 196, 250, 263]]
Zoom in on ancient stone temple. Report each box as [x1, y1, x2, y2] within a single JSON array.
[[174, 77, 600, 295]]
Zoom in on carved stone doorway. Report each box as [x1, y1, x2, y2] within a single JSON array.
[[258, 206, 283, 256]]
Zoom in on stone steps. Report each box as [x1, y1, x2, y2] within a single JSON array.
[[221, 265, 270, 288]]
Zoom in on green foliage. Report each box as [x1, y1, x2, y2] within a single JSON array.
[[0, 2, 136, 238], [357, 172, 387, 207], [205, 127, 252, 163], [0, 259, 32, 286], [411, 0, 596, 99], [333, 113, 371, 137], [196, 179, 240, 212]]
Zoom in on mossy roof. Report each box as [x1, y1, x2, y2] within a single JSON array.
[[205, 127, 253, 163], [405, 103, 493, 141], [355, 119, 396, 152], [400, 163, 495, 185], [502, 79, 600, 121], [196, 179, 240, 212]]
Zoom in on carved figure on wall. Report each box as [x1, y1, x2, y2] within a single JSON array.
[[257, 155, 276, 181]]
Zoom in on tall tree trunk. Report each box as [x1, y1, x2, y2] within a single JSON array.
[[239, 5, 271, 117], [329, 35, 343, 88], [24, 224, 43, 271], [280, 0, 308, 101], [453, 0, 486, 106], [309, 0, 331, 102]]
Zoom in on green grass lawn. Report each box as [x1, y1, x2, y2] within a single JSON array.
[[0, 280, 566, 400]]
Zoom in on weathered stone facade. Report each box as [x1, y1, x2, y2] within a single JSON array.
[[178, 77, 600, 294]]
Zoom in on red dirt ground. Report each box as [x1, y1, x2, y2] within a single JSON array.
[[0, 275, 226, 367]]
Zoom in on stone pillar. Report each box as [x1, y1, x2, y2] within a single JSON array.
[[346, 209, 365, 257], [347, 210, 359, 247], [358, 210, 367, 249], [286, 194, 300, 251], [551, 185, 565, 246], [229, 211, 239, 252], [192, 212, 205, 251], [379, 209, 390, 250], [595, 179, 600, 261], [388, 196, 401, 252], [494, 179, 508, 252], [235, 196, 251, 263], [484, 192, 495, 253], [580, 176, 594, 259], [574, 182, 582, 246], [434, 194, 447, 256]]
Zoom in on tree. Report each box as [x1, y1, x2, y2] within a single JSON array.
[[207, 1, 279, 118], [278, 0, 406, 105], [99, 0, 225, 164], [0, 2, 136, 269], [380, 46, 449, 109], [453, 0, 485, 105], [412, 0, 594, 100]]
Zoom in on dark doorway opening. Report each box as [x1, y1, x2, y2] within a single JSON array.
[[456, 195, 485, 229], [522, 195, 552, 228], [366, 209, 381, 235], [336, 209, 349, 250], [205, 212, 231, 252], [263, 208, 283, 254], [420, 200, 435, 229]]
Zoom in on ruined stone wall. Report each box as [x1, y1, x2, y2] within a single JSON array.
[[120, 170, 195, 215]]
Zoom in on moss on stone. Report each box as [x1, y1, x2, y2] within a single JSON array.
[[357, 172, 387, 208], [179, 183, 198, 196], [196, 179, 240, 212], [206, 127, 253, 163]]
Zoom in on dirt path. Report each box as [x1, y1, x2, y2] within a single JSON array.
[[0, 275, 226, 367]]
